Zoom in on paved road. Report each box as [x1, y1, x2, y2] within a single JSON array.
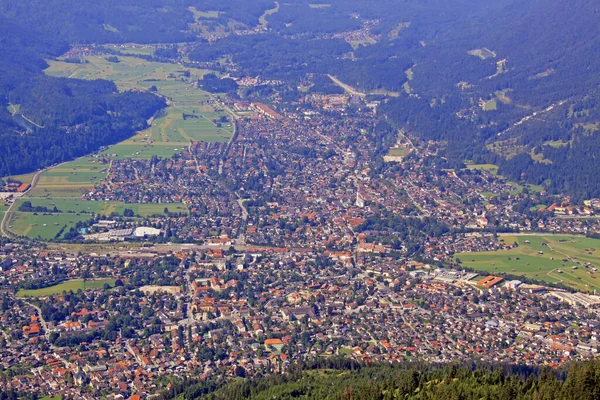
[[1, 162, 71, 238], [1, 169, 41, 238], [327, 75, 366, 97]]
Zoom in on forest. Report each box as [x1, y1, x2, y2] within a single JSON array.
[[0, 14, 165, 177], [152, 356, 600, 400], [186, 0, 600, 199], [3, 0, 600, 195]]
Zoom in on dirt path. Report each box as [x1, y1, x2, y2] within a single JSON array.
[[20, 114, 44, 129]]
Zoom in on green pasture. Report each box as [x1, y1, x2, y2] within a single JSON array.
[[456, 235, 600, 292], [46, 55, 208, 91], [5, 171, 36, 185], [13, 198, 187, 217], [45, 55, 231, 159], [8, 212, 93, 240], [16, 279, 116, 297], [28, 156, 109, 197]]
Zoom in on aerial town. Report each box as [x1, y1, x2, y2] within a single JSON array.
[[3, 46, 600, 399]]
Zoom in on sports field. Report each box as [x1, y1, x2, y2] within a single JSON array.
[[456, 234, 600, 292], [16, 279, 116, 297]]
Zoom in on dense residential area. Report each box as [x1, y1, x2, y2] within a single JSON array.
[[2, 239, 600, 398], [3, 0, 600, 398], [3, 78, 600, 398]]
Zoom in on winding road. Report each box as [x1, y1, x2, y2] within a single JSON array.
[[0, 161, 74, 238]]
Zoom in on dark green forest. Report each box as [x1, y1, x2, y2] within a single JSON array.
[[154, 357, 600, 400], [0, 15, 165, 177], [186, 0, 600, 198], [3, 0, 600, 194]]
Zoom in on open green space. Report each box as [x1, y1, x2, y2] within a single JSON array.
[[466, 163, 499, 174], [45, 56, 232, 160], [495, 88, 512, 105], [456, 235, 600, 292], [16, 279, 116, 298], [27, 156, 109, 197], [464, 163, 544, 195], [4, 171, 36, 186], [388, 22, 411, 40], [188, 7, 221, 19], [7, 103, 21, 115], [468, 48, 496, 60], [387, 147, 412, 158], [8, 212, 93, 240], [259, 1, 280, 29], [544, 140, 571, 148], [481, 99, 497, 111], [14, 198, 187, 217], [8, 54, 234, 231], [348, 37, 378, 50]]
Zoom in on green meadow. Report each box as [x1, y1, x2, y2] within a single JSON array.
[[456, 234, 600, 292], [4, 54, 232, 241], [13, 198, 187, 217], [44, 55, 232, 162], [9, 212, 93, 240], [16, 279, 116, 297]]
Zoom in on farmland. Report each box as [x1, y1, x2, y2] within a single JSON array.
[[16, 279, 116, 298], [45, 55, 233, 149], [27, 156, 110, 198], [455, 234, 600, 292], [3, 54, 228, 239], [43, 55, 233, 162]]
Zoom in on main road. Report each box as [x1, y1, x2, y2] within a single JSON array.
[[0, 161, 74, 238]]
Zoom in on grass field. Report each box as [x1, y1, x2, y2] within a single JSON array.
[[5, 54, 233, 241], [13, 198, 187, 217], [27, 156, 110, 197], [468, 48, 496, 60], [495, 88, 512, 105], [387, 147, 412, 158], [259, 1, 280, 29], [8, 198, 187, 238], [16, 279, 116, 297], [103, 44, 156, 56], [45, 56, 232, 159], [481, 99, 498, 111], [456, 234, 600, 292], [9, 212, 93, 240]]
